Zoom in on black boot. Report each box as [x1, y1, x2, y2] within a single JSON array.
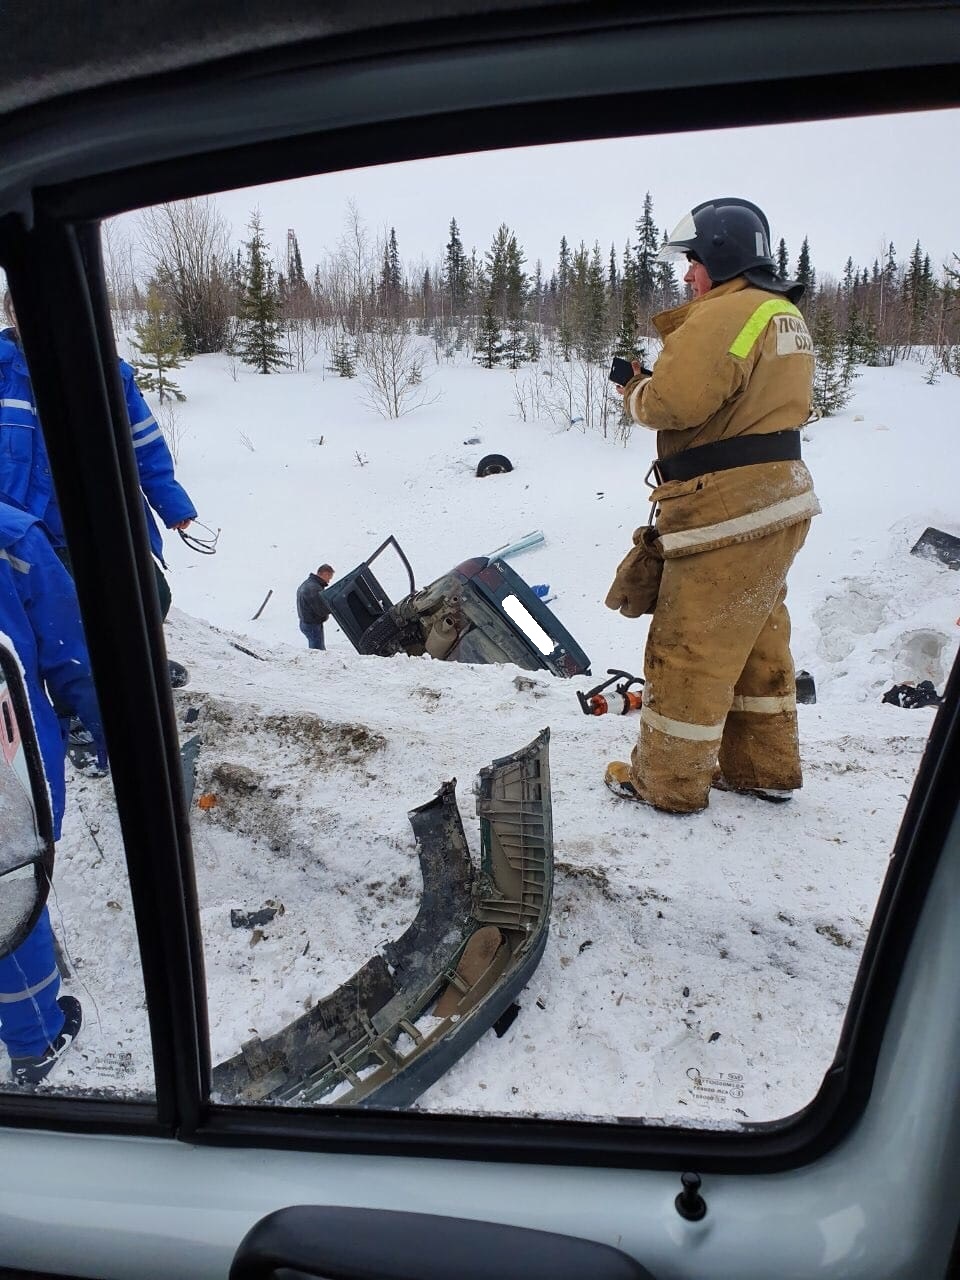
[[67, 719, 99, 771], [10, 995, 83, 1085]]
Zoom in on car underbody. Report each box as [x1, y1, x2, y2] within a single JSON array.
[[324, 536, 591, 679]]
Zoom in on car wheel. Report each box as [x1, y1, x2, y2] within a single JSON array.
[[476, 453, 513, 477], [357, 610, 406, 655]]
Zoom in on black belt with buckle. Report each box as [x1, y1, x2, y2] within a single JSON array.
[[653, 429, 801, 484]]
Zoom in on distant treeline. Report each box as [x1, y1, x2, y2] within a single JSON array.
[[105, 192, 960, 422]]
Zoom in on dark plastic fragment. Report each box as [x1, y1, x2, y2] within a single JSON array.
[[910, 526, 960, 570], [211, 729, 553, 1108], [231, 906, 279, 929]]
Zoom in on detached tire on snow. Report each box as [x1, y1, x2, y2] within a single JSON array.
[[476, 453, 513, 478]]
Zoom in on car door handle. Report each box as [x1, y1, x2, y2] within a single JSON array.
[[229, 1206, 655, 1279]]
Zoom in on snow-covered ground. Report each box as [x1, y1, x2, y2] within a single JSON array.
[[27, 344, 960, 1126]]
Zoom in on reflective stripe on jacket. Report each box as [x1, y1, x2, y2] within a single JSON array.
[[0, 330, 196, 562], [0, 329, 56, 531], [0, 502, 105, 835], [624, 278, 820, 557], [117, 359, 197, 563]]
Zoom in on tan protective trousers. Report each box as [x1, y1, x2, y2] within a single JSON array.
[[630, 520, 810, 813]]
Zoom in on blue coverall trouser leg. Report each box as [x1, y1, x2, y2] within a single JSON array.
[[0, 907, 63, 1058]]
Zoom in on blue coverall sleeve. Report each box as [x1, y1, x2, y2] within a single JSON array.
[[17, 525, 106, 764], [120, 361, 197, 528], [0, 342, 53, 522]]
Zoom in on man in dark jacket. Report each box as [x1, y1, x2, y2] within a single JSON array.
[[297, 564, 334, 649], [0, 498, 106, 1084]]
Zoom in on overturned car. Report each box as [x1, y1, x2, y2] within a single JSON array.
[[324, 536, 591, 678]]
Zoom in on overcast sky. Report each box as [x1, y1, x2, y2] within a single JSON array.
[[123, 108, 958, 285]]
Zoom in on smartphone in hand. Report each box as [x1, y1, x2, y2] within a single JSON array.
[[609, 356, 637, 386]]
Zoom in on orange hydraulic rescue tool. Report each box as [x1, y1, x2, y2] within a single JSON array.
[[577, 669, 644, 716]]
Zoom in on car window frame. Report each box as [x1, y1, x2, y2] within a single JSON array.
[[0, 1, 958, 1171]]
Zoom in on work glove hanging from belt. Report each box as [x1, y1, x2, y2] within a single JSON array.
[[604, 524, 664, 618]]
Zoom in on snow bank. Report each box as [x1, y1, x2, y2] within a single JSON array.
[[19, 347, 960, 1125]]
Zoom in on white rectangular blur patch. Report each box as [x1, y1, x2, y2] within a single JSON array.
[[501, 594, 554, 655], [775, 313, 813, 355]]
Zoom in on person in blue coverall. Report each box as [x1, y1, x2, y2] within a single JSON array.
[[0, 289, 197, 620], [0, 499, 106, 1085]]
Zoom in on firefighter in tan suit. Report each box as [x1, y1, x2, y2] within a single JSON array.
[[604, 198, 820, 813]]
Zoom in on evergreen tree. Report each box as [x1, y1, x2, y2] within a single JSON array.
[[654, 238, 679, 312], [619, 238, 636, 292], [796, 236, 815, 291], [530, 260, 545, 327], [608, 243, 619, 293], [474, 292, 504, 368], [884, 241, 898, 284], [841, 257, 855, 295], [379, 227, 403, 316], [416, 267, 433, 331], [874, 242, 898, 345], [634, 191, 660, 312], [131, 283, 186, 402], [387, 227, 402, 292], [504, 313, 527, 370], [557, 315, 574, 361], [574, 242, 608, 363], [556, 236, 573, 358], [503, 229, 527, 329], [484, 223, 527, 324], [287, 231, 306, 288], [556, 236, 572, 297], [444, 217, 469, 314], [609, 238, 641, 360], [613, 266, 642, 360], [943, 253, 960, 372], [236, 211, 289, 374], [905, 240, 934, 336], [503, 271, 529, 367], [776, 238, 789, 279], [328, 332, 357, 378], [485, 224, 510, 317], [229, 247, 245, 294], [812, 308, 857, 414], [843, 305, 881, 367], [479, 223, 527, 364]]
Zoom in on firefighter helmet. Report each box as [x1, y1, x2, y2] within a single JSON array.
[[658, 198, 777, 282]]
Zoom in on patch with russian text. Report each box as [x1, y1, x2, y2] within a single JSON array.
[[775, 312, 813, 355]]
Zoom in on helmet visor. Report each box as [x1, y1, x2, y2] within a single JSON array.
[[656, 211, 698, 262]]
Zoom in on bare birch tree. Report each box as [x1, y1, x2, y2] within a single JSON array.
[[101, 219, 140, 333], [359, 319, 439, 419], [138, 197, 233, 353], [340, 199, 371, 336]]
